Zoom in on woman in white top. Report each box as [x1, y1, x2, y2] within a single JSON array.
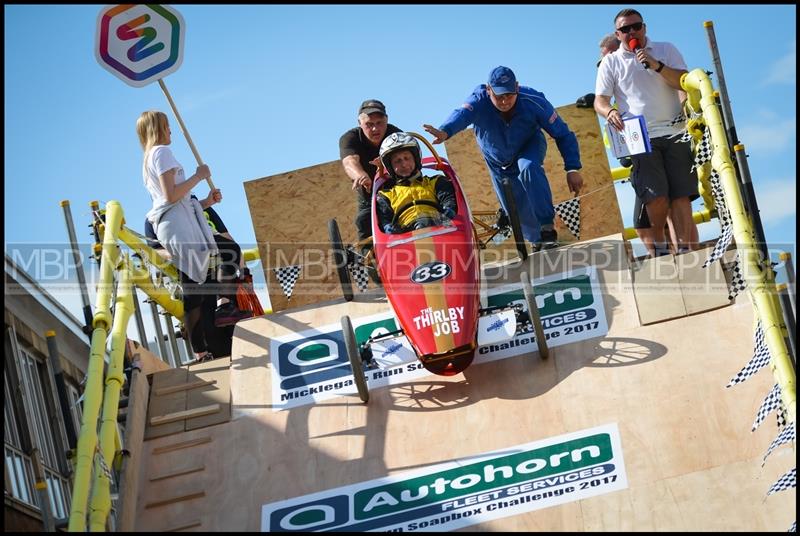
[[136, 110, 220, 361]]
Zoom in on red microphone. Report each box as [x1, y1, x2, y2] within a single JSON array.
[[628, 38, 650, 69]]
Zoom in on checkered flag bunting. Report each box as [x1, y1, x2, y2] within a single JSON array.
[[691, 127, 713, 173], [669, 111, 687, 127], [752, 384, 783, 431], [703, 224, 734, 268], [763, 424, 795, 466], [776, 400, 788, 429], [274, 264, 302, 301], [94, 446, 114, 482], [554, 197, 581, 239], [727, 321, 771, 387], [709, 169, 732, 229], [725, 256, 747, 301], [348, 262, 370, 292], [767, 467, 796, 496]]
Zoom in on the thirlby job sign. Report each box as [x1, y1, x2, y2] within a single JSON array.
[[95, 4, 185, 87]]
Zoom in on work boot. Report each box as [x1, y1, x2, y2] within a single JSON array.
[[537, 228, 559, 251]]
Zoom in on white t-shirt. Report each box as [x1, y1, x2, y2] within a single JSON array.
[[595, 38, 688, 138], [144, 145, 188, 225]]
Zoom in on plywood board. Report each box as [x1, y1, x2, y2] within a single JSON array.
[[133, 236, 794, 531], [675, 246, 731, 315], [632, 254, 687, 325], [117, 368, 150, 532], [244, 161, 355, 313], [185, 357, 231, 431], [145, 367, 188, 439]]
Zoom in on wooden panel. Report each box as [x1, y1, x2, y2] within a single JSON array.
[[151, 405, 220, 426], [185, 357, 231, 431], [133, 235, 794, 531], [244, 161, 352, 313], [117, 368, 150, 532], [145, 368, 188, 439], [127, 339, 170, 376], [152, 436, 212, 455], [675, 246, 731, 315], [632, 254, 687, 325]]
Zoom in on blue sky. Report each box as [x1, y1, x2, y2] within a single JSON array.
[[4, 5, 796, 339]]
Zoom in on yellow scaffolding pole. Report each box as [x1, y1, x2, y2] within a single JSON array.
[[68, 200, 122, 531], [88, 255, 135, 530], [682, 68, 795, 423]]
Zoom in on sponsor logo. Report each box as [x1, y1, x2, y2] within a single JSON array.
[[382, 341, 403, 358], [261, 424, 627, 531], [413, 306, 464, 337], [487, 317, 510, 332]]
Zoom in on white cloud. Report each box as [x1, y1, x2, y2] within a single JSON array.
[[755, 178, 796, 225], [763, 40, 796, 86], [738, 117, 796, 154]]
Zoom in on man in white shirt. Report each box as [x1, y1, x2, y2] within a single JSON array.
[[594, 8, 699, 257]]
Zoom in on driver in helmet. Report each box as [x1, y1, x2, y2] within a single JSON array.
[[376, 132, 457, 234]]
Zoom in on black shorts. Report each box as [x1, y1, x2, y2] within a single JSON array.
[[633, 194, 651, 229], [631, 136, 699, 204]]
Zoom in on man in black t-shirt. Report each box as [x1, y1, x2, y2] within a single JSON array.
[[338, 99, 402, 240]]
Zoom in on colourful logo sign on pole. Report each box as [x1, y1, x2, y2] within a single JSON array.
[[95, 4, 185, 87]]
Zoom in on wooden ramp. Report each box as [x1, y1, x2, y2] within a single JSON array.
[[132, 234, 795, 531]]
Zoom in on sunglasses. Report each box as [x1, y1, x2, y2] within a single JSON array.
[[616, 22, 643, 34]]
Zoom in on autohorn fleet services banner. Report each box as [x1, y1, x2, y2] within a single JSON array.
[[270, 266, 608, 410], [261, 423, 628, 531]]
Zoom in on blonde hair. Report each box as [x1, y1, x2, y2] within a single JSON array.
[[136, 110, 169, 154]]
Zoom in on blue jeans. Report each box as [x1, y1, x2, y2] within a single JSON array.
[[485, 137, 555, 243]]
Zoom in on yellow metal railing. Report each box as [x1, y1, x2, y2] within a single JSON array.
[[681, 68, 795, 423], [68, 200, 123, 531]]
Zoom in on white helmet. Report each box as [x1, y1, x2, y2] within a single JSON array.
[[379, 132, 422, 180]]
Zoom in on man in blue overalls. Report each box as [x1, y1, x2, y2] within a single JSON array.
[[425, 66, 584, 250]]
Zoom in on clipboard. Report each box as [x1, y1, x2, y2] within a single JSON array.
[[606, 114, 652, 158]]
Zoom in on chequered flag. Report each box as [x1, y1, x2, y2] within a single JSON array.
[[709, 169, 732, 229], [763, 424, 795, 466], [789, 520, 796, 532], [348, 262, 370, 292], [776, 400, 788, 429], [274, 265, 302, 301], [554, 197, 581, 239], [692, 127, 713, 173], [725, 257, 747, 301], [669, 111, 687, 126], [727, 321, 770, 387], [767, 467, 796, 496], [95, 446, 114, 482], [703, 224, 734, 268], [752, 384, 783, 431]]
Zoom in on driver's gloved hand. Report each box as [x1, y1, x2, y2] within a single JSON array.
[[383, 223, 399, 234], [442, 207, 456, 220]]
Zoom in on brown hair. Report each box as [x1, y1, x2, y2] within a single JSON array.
[[614, 8, 643, 24]]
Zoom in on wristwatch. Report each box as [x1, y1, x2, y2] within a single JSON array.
[[655, 61, 665, 73]]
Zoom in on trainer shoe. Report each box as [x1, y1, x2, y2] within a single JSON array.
[[214, 303, 253, 327], [538, 228, 559, 250]]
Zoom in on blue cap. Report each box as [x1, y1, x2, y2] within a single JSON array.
[[488, 66, 517, 95]]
